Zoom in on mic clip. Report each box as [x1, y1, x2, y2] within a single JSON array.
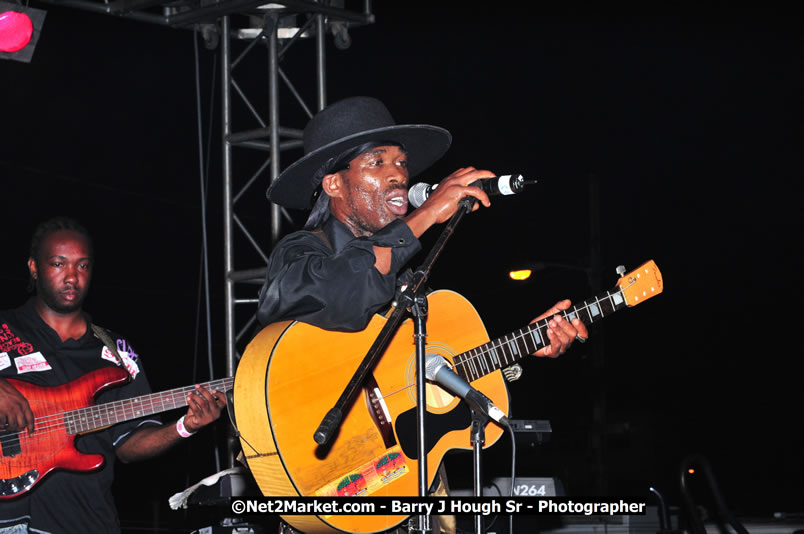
[[465, 389, 509, 427]]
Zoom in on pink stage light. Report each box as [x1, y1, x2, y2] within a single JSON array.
[[0, 9, 33, 53]]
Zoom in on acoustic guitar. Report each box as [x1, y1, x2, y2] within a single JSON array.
[[234, 260, 662, 533], [0, 371, 233, 499]]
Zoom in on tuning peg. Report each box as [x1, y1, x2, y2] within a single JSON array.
[[615, 265, 626, 277]]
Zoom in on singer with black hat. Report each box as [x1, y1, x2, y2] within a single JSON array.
[[254, 96, 588, 533]]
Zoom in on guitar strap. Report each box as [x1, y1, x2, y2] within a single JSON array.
[[91, 324, 132, 384]]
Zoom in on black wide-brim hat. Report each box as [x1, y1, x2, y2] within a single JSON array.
[[266, 96, 452, 210]]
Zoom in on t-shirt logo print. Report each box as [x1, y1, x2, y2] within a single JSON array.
[[0, 323, 34, 355], [100, 342, 141, 379]]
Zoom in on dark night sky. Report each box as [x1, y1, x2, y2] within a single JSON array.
[[1, 2, 803, 530]]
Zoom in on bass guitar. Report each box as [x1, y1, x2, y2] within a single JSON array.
[[0, 370, 233, 499], [234, 260, 662, 534]]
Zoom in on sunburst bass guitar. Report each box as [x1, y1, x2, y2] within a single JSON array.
[[0, 373, 233, 499], [234, 260, 662, 534]]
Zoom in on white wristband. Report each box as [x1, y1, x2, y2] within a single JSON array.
[[176, 415, 196, 438]]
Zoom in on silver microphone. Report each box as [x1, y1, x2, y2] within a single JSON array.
[[408, 174, 532, 208], [425, 354, 508, 426]]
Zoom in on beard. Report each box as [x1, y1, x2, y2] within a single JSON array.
[[342, 188, 403, 237], [36, 278, 87, 314]]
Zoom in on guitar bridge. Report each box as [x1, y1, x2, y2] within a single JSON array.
[[0, 429, 21, 458], [363, 374, 397, 449], [0, 469, 39, 497]]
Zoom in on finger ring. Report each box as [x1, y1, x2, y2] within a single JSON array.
[[575, 334, 587, 343]]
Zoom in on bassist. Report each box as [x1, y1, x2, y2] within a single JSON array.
[[0, 217, 225, 534]]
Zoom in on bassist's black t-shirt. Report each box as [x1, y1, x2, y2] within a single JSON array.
[[0, 298, 160, 534]]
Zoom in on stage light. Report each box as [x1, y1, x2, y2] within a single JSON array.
[[0, 10, 31, 51], [509, 269, 532, 281], [0, 1, 46, 63], [688, 468, 695, 474]]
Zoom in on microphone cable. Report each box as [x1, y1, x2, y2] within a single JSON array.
[[506, 422, 516, 534], [479, 419, 516, 534]]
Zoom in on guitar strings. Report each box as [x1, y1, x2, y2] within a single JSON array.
[[0, 382, 231, 449], [14, 378, 234, 434], [478, 297, 599, 359], [2, 288, 630, 450], [452, 292, 620, 380], [7, 378, 233, 436], [379, 292, 625, 401], [0, 379, 233, 449]]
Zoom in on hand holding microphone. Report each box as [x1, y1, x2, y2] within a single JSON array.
[[401, 167, 535, 239], [401, 167, 495, 237], [408, 173, 534, 208]]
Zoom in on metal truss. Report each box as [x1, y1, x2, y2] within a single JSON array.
[[218, 4, 374, 467], [219, 2, 373, 391], [37, 0, 373, 31], [36, 0, 374, 358], [34, 0, 375, 466]]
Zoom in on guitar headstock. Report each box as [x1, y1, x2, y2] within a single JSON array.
[[617, 260, 663, 307]]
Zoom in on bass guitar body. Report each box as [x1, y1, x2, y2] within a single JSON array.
[[235, 290, 508, 534], [0, 369, 234, 500], [0, 368, 130, 497]]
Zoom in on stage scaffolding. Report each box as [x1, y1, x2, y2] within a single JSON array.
[[217, 4, 374, 408], [219, 6, 376, 467], [36, 0, 375, 466]]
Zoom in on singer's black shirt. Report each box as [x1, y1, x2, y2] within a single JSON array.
[[257, 216, 421, 331]]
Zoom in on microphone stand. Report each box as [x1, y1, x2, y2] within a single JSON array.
[[313, 197, 477, 534], [403, 291, 431, 534], [471, 409, 489, 534]]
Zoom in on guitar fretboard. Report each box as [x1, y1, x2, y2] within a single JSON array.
[[65, 378, 234, 435], [452, 286, 628, 382]]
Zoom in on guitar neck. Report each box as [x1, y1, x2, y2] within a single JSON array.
[[451, 285, 628, 383], [65, 377, 234, 435]]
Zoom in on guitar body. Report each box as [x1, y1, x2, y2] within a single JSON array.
[[235, 290, 509, 534], [0, 366, 130, 498], [235, 259, 664, 533]]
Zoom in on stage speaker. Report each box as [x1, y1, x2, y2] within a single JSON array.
[[451, 476, 563, 498]]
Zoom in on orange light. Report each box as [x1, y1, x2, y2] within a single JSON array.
[[688, 468, 695, 474], [509, 269, 532, 281]]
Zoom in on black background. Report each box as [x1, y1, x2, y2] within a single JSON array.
[[1, 2, 802, 531]]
